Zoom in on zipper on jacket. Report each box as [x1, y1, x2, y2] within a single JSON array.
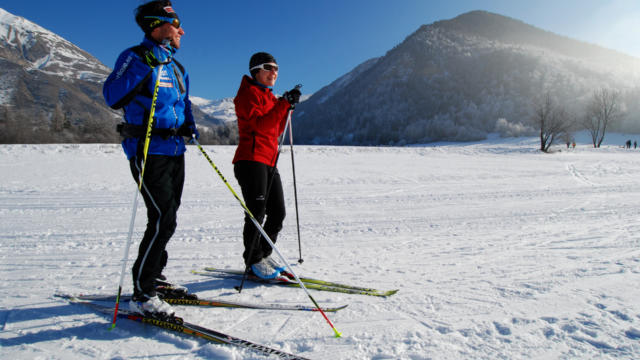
[[170, 63, 180, 156]]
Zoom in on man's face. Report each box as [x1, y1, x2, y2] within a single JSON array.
[[152, 22, 184, 49]]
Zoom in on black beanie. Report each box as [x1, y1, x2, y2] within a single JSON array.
[[249, 52, 277, 78], [135, 1, 179, 34]]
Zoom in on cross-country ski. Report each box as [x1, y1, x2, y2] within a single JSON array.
[[59, 296, 311, 360], [195, 267, 399, 297], [57, 293, 348, 312]]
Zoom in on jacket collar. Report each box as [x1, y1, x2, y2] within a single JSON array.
[[244, 75, 272, 92], [141, 36, 178, 55]]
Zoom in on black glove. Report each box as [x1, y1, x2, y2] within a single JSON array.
[[283, 87, 302, 106], [178, 122, 199, 140]]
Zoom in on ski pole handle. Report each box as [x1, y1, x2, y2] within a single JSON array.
[[287, 84, 302, 110]]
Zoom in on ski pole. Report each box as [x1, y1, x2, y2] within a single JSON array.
[[287, 112, 303, 264], [192, 139, 342, 337], [110, 64, 164, 330]]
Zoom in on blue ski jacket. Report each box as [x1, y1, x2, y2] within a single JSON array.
[[103, 36, 195, 160]]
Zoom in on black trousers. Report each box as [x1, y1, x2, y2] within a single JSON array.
[[129, 154, 185, 297], [234, 160, 286, 267]]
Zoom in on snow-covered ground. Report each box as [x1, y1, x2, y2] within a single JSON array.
[[2, 134, 640, 359]]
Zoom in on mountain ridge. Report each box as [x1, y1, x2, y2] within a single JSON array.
[[293, 10, 640, 145], [3, 9, 640, 145]]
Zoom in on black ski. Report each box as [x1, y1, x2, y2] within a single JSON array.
[[56, 295, 310, 360], [65, 293, 347, 312]]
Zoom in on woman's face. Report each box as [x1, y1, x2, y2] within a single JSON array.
[[255, 64, 278, 87]]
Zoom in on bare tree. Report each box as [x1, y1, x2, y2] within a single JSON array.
[[583, 88, 624, 148], [532, 92, 573, 152]]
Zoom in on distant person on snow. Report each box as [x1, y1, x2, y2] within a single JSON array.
[[102, 0, 198, 319], [232, 52, 301, 279]]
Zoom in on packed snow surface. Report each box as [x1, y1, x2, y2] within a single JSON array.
[[1, 135, 640, 359]]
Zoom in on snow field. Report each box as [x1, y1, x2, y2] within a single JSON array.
[[1, 137, 640, 359]]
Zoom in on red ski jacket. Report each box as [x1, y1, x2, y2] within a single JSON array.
[[232, 75, 291, 166]]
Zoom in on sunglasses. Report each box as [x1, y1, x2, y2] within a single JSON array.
[[145, 16, 181, 29], [250, 63, 279, 72]]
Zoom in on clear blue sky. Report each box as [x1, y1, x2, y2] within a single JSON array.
[[3, 1, 639, 100]]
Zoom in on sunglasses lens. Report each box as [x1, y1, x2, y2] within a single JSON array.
[[264, 64, 278, 71], [145, 16, 180, 29]]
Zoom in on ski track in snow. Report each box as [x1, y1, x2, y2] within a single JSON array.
[[1, 137, 640, 359]]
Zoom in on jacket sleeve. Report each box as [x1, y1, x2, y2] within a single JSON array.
[[103, 49, 153, 110], [236, 87, 290, 133]]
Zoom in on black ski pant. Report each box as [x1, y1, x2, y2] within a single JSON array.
[[234, 160, 286, 267], [129, 154, 184, 298]]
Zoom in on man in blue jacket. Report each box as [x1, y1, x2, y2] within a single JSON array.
[[103, 0, 198, 319]]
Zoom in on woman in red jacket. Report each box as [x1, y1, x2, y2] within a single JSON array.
[[233, 52, 301, 279]]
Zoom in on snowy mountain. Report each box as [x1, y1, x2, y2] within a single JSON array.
[[293, 11, 640, 145], [0, 8, 236, 144], [0, 7, 119, 143], [0, 8, 110, 83], [190, 96, 237, 123]]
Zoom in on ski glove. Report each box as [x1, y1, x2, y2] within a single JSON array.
[[144, 42, 173, 68], [178, 123, 200, 140], [283, 87, 302, 106]]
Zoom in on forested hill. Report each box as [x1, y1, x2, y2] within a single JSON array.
[[292, 11, 640, 145]]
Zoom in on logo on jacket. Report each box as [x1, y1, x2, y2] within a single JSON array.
[[159, 68, 173, 88]]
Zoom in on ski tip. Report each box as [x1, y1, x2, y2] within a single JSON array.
[[377, 289, 399, 297], [333, 329, 343, 338], [55, 293, 82, 302], [325, 304, 349, 312]]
